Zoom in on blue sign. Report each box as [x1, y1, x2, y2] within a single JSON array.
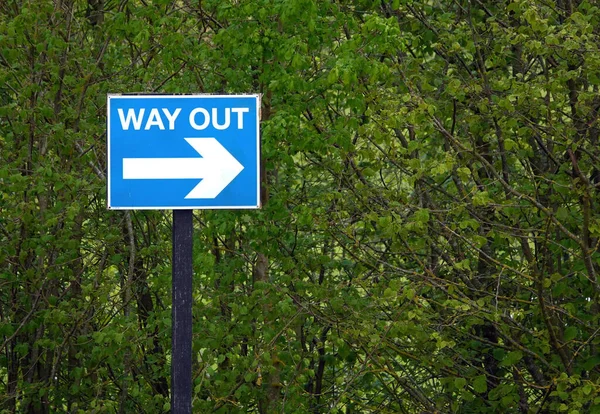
[[107, 94, 260, 210]]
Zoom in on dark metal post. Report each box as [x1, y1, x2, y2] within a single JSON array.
[[172, 210, 193, 413]]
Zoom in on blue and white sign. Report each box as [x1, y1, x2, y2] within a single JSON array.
[[107, 94, 260, 210]]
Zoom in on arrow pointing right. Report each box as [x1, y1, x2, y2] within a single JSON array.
[[123, 138, 244, 199]]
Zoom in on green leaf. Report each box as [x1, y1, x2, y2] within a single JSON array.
[[454, 377, 467, 390], [383, 287, 395, 298], [472, 191, 491, 206], [504, 138, 517, 150], [563, 326, 578, 342], [473, 375, 488, 393], [500, 351, 523, 367]]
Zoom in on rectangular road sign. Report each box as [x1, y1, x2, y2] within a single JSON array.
[[107, 94, 260, 210]]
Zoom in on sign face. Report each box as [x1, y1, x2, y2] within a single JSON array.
[[107, 94, 260, 210]]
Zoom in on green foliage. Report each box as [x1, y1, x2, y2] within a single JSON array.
[[2, 0, 600, 412]]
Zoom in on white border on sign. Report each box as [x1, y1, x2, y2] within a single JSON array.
[[106, 94, 262, 210]]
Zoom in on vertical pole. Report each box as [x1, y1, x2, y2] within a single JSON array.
[[172, 209, 193, 414]]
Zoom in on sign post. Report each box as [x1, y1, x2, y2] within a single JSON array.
[[171, 209, 193, 413], [107, 94, 260, 413]]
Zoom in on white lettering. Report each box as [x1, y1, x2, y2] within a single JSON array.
[[162, 108, 181, 130], [231, 108, 249, 129], [144, 108, 165, 130], [189, 108, 210, 130], [212, 108, 230, 130], [189, 107, 250, 130], [118, 108, 145, 130]]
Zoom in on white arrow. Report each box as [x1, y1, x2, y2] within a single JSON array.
[[123, 138, 244, 199]]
